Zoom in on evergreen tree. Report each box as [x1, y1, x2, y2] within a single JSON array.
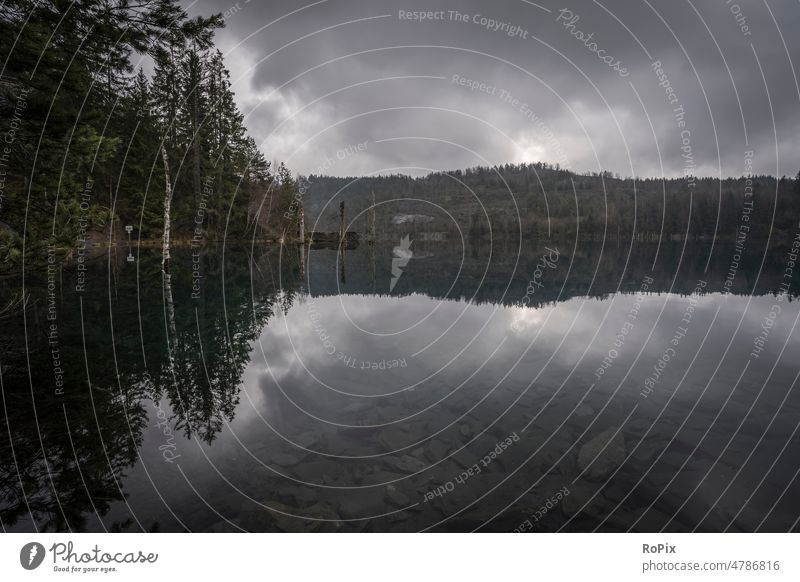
[[0, 1, 293, 269]]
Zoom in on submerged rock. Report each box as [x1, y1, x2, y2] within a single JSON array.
[[426, 439, 450, 461], [279, 486, 319, 506], [270, 452, 301, 467], [385, 484, 411, 507], [384, 454, 427, 473], [578, 426, 626, 481], [294, 431, 321, 448], [561, 480, 605, 518], [379, 426, 411, 450]]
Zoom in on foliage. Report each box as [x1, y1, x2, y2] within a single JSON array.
[[0, 0, 287, 270], [304, 163, 800, 240]]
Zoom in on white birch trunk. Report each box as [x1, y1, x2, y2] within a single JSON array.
[[299, 205, 305, 242], [161, 144, 173, 270]]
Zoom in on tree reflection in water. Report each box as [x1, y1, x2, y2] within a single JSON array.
[[1, 239, 797, 531]]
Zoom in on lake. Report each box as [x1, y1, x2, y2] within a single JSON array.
[[2, 237, 799, 532]]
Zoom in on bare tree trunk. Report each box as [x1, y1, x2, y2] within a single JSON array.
[[339, 246, 346, 284], [164, 270, 177, 340], [369, 190, 376, 243], [160, 142, 178, 375], [339, 201, 346, 284], [298, 243, 306, 281], [339, 200, 345, 242], [370, 235, 376, 292], [298, 204, 305, 243], [161, 144, 173, 270]]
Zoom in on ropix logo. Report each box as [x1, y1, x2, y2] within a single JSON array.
[[390, 235, 414, 292], [20, 542, 46, 570]]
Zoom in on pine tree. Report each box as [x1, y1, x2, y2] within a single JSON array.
[[1, 0, 295, 267]]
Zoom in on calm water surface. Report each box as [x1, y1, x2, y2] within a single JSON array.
[[2, 239, 799, 532]]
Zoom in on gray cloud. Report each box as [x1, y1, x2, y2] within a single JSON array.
[[187, 0, 800, 178]]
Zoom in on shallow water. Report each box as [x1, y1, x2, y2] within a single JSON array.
[[2, 238, 799, 532]]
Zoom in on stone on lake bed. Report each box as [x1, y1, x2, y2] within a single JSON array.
[[294, 431, 321, 448], [379, 425, 412, 450], [269, 452, 302, 466], [385, 484, 411, 507], [426, 439, 450, 461], [279, 486, 318, 506], [578, 426, 626, 481], [561, 481, 605, 517], [384, 454, 427, 473]]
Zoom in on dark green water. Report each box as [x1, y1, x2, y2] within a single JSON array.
[[2, 237, 800, 532]]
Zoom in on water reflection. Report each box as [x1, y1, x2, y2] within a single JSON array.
[[1, 239, 799, 532]]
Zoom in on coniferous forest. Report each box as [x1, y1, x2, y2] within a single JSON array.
[[0, 0, 297, 273], [302, 165, 800, 242]]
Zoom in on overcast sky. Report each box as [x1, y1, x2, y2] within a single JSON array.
[[185, 0, 800, 179]]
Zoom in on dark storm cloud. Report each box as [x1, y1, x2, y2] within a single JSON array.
[[187, 0, 800, 178]]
